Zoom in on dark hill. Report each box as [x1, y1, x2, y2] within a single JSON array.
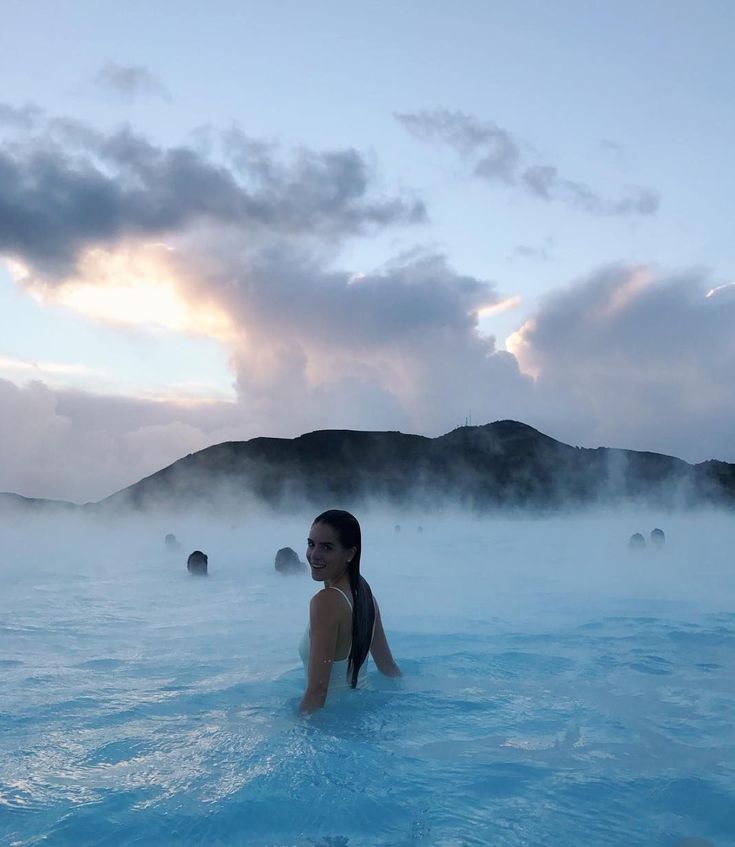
[[97, 420, 735, 512]]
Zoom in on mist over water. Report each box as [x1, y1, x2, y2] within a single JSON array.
[[2, 506, 734, 846]]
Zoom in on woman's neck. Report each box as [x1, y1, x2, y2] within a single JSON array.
[[325, 572, 351, 592]]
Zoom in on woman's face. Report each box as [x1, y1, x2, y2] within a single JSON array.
[[306, 522, 355, 583]]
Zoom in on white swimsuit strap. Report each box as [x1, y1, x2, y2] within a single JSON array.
[[328, 585, 353, 612]]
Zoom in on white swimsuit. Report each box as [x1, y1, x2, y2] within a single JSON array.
[[299, 586, 368, 691]]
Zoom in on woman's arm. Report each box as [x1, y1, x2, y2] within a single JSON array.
[[370, 597, 401, 677], [299, 590, 340, 713]]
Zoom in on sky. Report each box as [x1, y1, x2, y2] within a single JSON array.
[[1, 0, 734, 503]]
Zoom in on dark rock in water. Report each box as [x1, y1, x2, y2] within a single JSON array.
[[650, 527, 665, 548], [187, 550, 208, 576], [165, 533, 181, 552], [275, 546, 306, 574], [628, 532, 646, 552]]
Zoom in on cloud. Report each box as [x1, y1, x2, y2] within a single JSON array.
[[509, 239, 553, 263], [395, 109, 660, 217], [4, 258, 734, 501], [478, 296, 523, 318], [9, 242, 236, 339], [0, 107, 537, 503], [0, 378, 246, 502], [93, 62, 170, 100], [219, 249, 497, 346], [0, 281, 536, 500], [508, 265, 735, 463], [2, 106, 731, 502], [0, 103, 43, 131], [0, 107, 426, 278], [396, 108, 520, 183], [705, 282, 735, 301], [0, 354, 101, 379], [178, 244, 534, 444], [0, 238, 539, 501]]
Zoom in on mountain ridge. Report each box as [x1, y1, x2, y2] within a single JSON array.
[[4, 420, 728, 513]]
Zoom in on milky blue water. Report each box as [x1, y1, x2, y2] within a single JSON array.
[[1, 509, 734, 846]]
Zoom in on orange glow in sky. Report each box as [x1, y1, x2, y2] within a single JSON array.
[[11, 243, 235, 342]]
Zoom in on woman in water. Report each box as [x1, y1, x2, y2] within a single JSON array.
[[299, 509, 400, 713]]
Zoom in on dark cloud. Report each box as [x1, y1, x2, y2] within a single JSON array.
[[396, 109, 660, 217], [396, 109, 520, 183], [600, 138, 625, 155], [0, 103, 43, 131], [522, 168, 659, 216], [0, 108, 426, 276], [514, 265, 735, 463], [510, 240, 553, 262], [93, 62, 170, 100], [211, 249, 497, 347], [608, 186, 660, 216]]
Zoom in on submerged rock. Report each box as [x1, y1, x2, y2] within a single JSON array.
[[275, 547, 306, 575]]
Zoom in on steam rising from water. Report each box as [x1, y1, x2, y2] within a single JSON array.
[[2, 506, 734, 845]]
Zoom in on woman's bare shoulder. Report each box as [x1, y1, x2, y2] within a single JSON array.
[[309, 588, 343, 615]]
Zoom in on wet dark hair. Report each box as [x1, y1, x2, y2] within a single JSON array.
[[650, 527, 665, 546], [628, 533, 645, 551], [312, 509, 375, 688]]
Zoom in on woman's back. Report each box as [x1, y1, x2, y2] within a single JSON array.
[[299, 585, 367, 690]]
